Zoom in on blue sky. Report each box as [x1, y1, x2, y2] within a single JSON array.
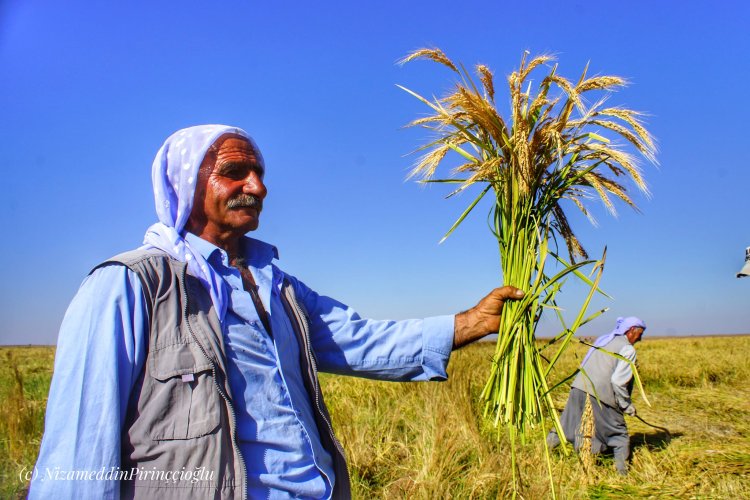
[[1, 0, 748, 345]]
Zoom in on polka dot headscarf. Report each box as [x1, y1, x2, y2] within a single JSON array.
[[142, 124, 261, 322]]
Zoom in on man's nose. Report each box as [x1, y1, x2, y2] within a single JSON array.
[[242, 171, 267, 198]]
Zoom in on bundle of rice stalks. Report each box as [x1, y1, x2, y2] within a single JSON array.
[[577, 396, 596, 481], [399, 48, 656, 492]]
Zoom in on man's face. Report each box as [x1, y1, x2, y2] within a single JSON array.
[[187, 135, 267, 243], [626, 326, 645, 345]]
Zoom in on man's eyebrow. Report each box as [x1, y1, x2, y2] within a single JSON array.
[[217, 159, 265, 174]]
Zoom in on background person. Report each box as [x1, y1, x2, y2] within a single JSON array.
[[546, 316, 646, 475]]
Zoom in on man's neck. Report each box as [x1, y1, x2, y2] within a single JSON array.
[[185, 221, 244, 258], [195, 233, 242, 259]]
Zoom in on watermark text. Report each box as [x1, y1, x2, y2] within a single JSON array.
[[20, 466, 215, 484]]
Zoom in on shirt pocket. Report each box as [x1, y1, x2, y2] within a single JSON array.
[[146, 341, 222, 440]]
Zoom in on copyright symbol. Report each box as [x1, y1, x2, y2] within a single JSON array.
[[19, 466, 38, 482]]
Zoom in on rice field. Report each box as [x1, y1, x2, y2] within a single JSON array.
[[1, 336, 748, 499]]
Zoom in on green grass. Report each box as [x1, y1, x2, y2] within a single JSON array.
[[2, 337, 749, 498], [0, 347, 55, 499]]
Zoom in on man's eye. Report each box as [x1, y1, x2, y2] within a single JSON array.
[[223, 167, 246, 179], [219, 163, 263, 180]]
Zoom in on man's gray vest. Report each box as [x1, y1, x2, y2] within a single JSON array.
[[571, 335, 631, 409], [96, 249, 350, 499]]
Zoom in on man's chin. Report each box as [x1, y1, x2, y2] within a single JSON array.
[[219, 216, 259, 237], [237, 219, 260, 234]]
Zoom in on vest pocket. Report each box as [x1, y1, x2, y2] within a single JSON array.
[[147, 342, 222, 440]]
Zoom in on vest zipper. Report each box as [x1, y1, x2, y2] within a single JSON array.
[[181, 266, 247, 500], [283, 285, 350, 491]]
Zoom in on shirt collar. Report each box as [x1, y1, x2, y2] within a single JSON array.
[[184, 232, 279, 269]]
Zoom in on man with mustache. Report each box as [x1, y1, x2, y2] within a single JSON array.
[[31, 125, 523, 500]]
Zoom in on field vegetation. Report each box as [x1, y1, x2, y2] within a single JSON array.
[[324, 336, 750, 498], [1, 336, 748, 498]]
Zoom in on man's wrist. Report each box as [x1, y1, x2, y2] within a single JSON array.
[[453, 309, 484, 349]]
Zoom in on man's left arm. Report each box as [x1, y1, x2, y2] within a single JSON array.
[[287, 275, 522, 381]]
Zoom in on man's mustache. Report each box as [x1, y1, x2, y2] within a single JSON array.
[[227, 194, 263, 211]]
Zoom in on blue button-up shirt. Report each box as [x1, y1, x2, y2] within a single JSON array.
[[30, 234, 454, 499]]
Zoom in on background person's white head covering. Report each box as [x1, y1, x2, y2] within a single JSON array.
[[141, 124, 261, 322], [581, 316, 646, 365]]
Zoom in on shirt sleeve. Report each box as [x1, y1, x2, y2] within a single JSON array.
[[285, 274, 454, 381], [28, 265, 149, 499], [611, 343, 636, 410]]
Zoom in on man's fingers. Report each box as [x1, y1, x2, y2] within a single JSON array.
[[455, 286, 527, 348], [479, 286, 524, 316], [493, 286, 525, 301]]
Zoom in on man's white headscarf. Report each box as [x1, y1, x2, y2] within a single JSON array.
[[142, 124, 261, 322], [581, 316, 646, 365]]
